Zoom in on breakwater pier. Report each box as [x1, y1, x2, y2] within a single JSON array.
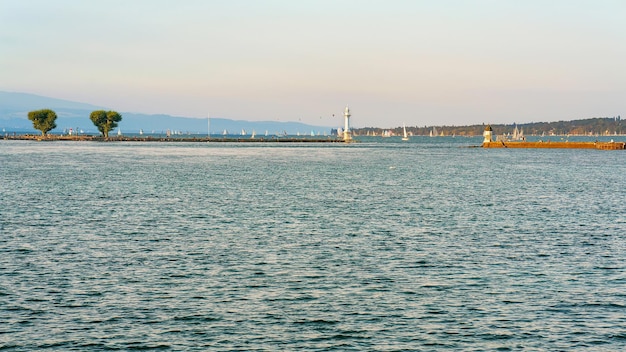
[[482, 140, 625, 150], [480, 125, 625, 150], [2, 134, 348, 143]]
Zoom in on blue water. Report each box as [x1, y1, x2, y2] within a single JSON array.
[[2, 137, 626, 350]]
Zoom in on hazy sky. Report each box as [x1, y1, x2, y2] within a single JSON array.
[[1, 0, 625, 127]]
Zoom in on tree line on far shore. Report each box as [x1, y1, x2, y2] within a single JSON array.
[[353, 116, 624, 137], [27, 109, 122, 138]]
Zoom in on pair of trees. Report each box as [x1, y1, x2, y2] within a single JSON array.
[[28, 109, 122, 138]]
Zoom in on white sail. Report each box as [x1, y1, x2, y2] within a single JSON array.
[[402, 123, 409, 141]]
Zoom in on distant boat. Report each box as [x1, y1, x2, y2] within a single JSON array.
[[402, 123, 409, 141], [139, 129, 143, 135], [117, 128, 122, 136], [512, 125, 519, 140], [223, 129, 228, 135], [430, 126, 438, 137], [265, 130, 269, 136], [510, 125, 525, 141], [311, 130, 315, 136], [241, 129, 246, 136], [251, 130, 256, 139]]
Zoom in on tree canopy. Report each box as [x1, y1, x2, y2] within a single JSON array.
[[90, 110, 122, 138], [27, 109, 58, 136]]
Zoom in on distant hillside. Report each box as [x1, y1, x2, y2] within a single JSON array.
[[354, 116, 625, 137], [0, 91, 332, 134], [0, 92, 104, 112]]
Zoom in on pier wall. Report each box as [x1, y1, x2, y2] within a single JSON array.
[[482, 141, 625, 150], [2, 135, 347, 143]]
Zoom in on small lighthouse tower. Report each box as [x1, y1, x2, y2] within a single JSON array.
[[343, 105, 352, 141], [483, 124, 493, 144]]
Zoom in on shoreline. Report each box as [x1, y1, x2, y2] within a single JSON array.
[[2, 134, 348, 143]]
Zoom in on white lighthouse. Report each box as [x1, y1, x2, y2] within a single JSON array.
[[483, 124, 493, 144], [343, 105, 352, 141]]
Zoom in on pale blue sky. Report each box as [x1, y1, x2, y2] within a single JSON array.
[[1, 0, 625, 127]]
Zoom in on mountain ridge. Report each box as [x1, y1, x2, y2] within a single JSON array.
[[0, 91, 333, 134]]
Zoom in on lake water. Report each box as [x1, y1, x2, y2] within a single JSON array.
[[2, 137, 626, 350]]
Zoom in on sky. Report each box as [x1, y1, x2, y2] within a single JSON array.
[[1, 0, 625, 128]]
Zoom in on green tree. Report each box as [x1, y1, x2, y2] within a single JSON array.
[[27, 109, 57, 136], [90, 110, 122, 138]]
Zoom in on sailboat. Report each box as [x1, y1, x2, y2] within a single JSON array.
[[512, 125, 519, 140], [430, 126, 437, 137], [251, 130, 256, 139], [402, 123, 409, 141]]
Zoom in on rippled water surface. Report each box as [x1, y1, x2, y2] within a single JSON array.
[[2, 138, 626, 350]]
